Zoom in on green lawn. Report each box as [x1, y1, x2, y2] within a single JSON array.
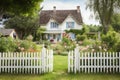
[[0, 55, 120, 80]]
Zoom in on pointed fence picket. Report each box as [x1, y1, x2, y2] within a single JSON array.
[[0, 47, 53, 74], [68, 47, 120, 74]]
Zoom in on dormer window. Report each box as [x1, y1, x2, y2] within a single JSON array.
[[66, 22, 74, 28], [50, 22, 59, 28]]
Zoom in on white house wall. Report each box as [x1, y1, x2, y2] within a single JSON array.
[[46, 19, 62, 31], [9, 31, 15, 38], [60, 15, 82, 30], [9, 30, 18, 39]]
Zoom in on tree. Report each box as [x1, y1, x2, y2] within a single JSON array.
[[111, 13, 120, 32], [86, 0, 120, 34], [36, 27, 46, 42], [5, 16, 39, 39], [0, 0, 43, 19], [87, 24, 102, 32]]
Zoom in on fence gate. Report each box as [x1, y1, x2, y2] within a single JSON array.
[[0, 47, 53, 74], [68, 47, 120, 74]]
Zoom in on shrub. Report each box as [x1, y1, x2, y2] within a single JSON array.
[[76, 34, 86, 41], [43, 40, 51, 48], [114, 41, 120, 52], [62, 37, 76, 51], [102, 30, 120, 51], [51, 43, 65, 54], [0, 37, 38, 52], [18, 40, 37, 52], [82, 39, 95, 46], [65, 29, 84, 35], [26, 35, 33, 41], [19, 40, 30, 51], [92, 40, 104, 52], [0, 37, 17, 52]]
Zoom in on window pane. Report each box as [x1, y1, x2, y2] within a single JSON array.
[[66, 22, 74, 28], [50, 22, 58, 28]]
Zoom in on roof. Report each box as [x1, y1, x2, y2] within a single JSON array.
[[0, 29, 15, 36], [39, 8, 83, 25]]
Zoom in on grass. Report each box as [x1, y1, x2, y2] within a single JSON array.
[[0, 55, 120, 80]]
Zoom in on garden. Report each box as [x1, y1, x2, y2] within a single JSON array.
[[0, 0, 120, 79], [1, 24, 120, 54], [0, 25, 120, 79]]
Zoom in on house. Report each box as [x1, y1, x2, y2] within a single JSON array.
[[0, 29, 18, 39], [39, 6, 83, 42], [0, 18, 8, 28], [0, 19, 4, 28]]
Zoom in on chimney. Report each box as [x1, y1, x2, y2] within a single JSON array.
[[53, 6, 56, 13], [77, 6, 80, 13]]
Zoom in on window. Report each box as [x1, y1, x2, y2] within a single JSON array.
[[69, 33, 75, 39], [50, 22, 59, 28], [66, 22, 74, 28]]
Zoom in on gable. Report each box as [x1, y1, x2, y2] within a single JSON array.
[[62, 14, 80, 25]]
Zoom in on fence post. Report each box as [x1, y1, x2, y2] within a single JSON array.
[[41, 44, 46, 73], [74, 48, 76, 74], [68, 51, 70, 73], [119, 52, 120, 73], [51, 50, 53, 72], [74, 45, 79, 74]]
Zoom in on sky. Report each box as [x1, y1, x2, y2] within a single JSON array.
[[41, 0, 100, 25]]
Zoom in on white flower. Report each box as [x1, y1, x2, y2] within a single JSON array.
[[92, 49, 95, 52], [18, 47, 21, 49], [104, 49, 107, 51], [99, 46, 102, 49]]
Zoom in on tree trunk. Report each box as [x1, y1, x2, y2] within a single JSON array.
[[103, 22, 109, 34], [0, 9, 4, 20], [0, 13, 3, 20], [40, 34, 42, 44], [20, 31, 23, 39]]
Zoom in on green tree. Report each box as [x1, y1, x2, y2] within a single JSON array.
[[111, 13, 120, 32], [86, 0, 120, 34], [88, 24, 102, 32], [5, 16, 39, 39], [0, 0, 43, 18]]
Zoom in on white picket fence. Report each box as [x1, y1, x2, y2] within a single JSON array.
[[68, 47, 120, 74], [0, 47, 53, 74]]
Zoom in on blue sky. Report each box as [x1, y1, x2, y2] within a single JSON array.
[[41, 0, 99, 25]]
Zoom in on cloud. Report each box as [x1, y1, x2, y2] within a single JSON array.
[[41, 0, 100, 25]]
